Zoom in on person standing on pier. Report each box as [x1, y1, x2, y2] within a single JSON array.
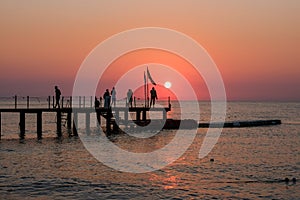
[[99, 97, 103, 107], [54, 86, 61, 108], [94, 97, 100, 108], [127, 89, 133, 107], [94, 97, 101, 127], [150, 87, 158, 107], [103, 89, 111, 108], [111, 87, 116, 107]]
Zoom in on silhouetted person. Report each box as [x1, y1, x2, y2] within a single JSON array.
[[103, 89, 111, 108], [150, 87, 157, 107], [99, 97, 103, 107], [94, 97, 100, 108], [127, 89, 133, 107], [54, 86, 61, 108], [111, 87, 116, 107], [94, 97, 101, 127]]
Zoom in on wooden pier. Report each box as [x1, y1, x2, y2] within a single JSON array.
[[0, 96, 282, 141], [0, 98, 171, 140]]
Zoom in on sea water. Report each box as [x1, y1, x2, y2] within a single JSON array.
[[0, 101, 299, 199]]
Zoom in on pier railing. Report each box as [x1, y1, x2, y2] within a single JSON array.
[[0, 96, 171, 109], [0, 96, 172, 140]]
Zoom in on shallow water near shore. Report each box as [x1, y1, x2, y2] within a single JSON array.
[[0, 102, 299, 199]]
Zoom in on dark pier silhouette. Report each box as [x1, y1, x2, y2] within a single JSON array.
[[0, 95, 282, 141], [0, 95, 172, 140]]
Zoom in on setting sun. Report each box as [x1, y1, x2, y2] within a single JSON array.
[[164, 81, 172, 89]]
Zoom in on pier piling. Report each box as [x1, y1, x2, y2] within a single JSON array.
[[56, 110, 62, 137], [0, 112, 1, 140], [27, 96, 29, 109], [48, 96, 51, 109], [19, 112, 25, 140], [136, 111, 141, 121], [86, 112, 90, 134], [73, 112, 78, 137], [96, 110, 101, 127], [15, 95, 17, 109], [37, 111, 42, 140], [67, 112, 72, 130]]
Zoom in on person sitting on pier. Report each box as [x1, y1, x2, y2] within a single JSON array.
[[103, 89, 111, 109], [111, 87, 116, 107], [127, 89, 133, 107], [54, 86, 61, 108], [150, 87, 158, 107]]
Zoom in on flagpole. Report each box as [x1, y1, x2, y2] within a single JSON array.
[[144, 71, 146, 107], [146, 67, 149, 107]]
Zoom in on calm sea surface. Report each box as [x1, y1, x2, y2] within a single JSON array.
[[0, 101, 299, 199]]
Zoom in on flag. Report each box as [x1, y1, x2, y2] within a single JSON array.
[[147, 67, 156, 85]]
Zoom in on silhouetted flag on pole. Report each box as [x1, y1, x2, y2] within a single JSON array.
[[147, 67, 156, 85]]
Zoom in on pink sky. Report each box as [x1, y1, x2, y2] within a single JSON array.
[[0, 1, 299, 101]]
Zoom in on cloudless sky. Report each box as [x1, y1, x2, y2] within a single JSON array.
[[0, 0, 299, 100]]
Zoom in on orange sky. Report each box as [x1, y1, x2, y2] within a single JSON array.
[[0, 1, 299, 100], [96, 49, 207, 100]]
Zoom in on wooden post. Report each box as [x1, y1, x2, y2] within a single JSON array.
[[19, 112, 25, 140], [83, 96, 85, 108], [70, 96, 72, 108], [134, 96, 136, 107], [79, 96, 81, 108], [90, 96, 92, 108], [106, 113, 111, 134], [114, 110, 119, 122], [124, 110, 128, 126], [113, 119, 118, 132], [86, 112, 90, 134], [162, 109, 167, 121], [0, 112, 1, 140], [56, 110, 62, 138], [67, 112, 72, 130], [136, 111, 141, 121], [61, 96, 64, 108], [73, 112, 78, 136], [27, 96, 29, 109], [15, 95, 17, 109], [66, 111, 72, 137], [37, 112, 42, 140], [48, 96, 51, 109], [142, 110, 147, 121], [96, 109, 101, 127]]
